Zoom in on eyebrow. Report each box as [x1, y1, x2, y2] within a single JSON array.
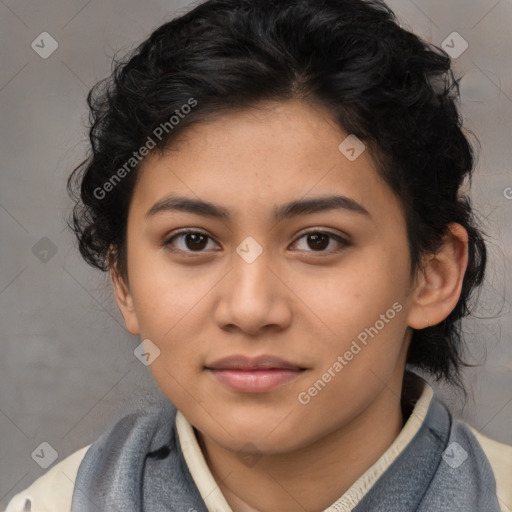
[[145, 194, 371, 222]]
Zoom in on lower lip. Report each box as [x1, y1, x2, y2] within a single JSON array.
[[206, 368, 305, 393]]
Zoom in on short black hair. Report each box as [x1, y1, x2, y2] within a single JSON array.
[[67, 0, 488, 390]]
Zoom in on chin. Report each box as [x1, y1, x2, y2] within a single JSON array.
[[204, 412, 311, 454], [218, 428, 303, 456]]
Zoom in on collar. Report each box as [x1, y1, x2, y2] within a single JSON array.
[[176, 374, 434, 512]]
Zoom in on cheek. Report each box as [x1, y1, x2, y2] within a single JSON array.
[[295, 272, 408, 423], [128, 250, 217, 339], [311, 252, 407, 340], [300, 260, 410, 408]]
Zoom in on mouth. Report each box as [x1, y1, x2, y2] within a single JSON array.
[[204, 355, 308, 393]]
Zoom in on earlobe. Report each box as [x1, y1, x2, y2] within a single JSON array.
[[407, 223, 469, 330], [109, 260, 141, 336]]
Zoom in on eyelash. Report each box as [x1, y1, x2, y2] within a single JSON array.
[[162, 228, 351, 256]]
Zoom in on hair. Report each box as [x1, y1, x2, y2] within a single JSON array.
[[67, 0, 488, 391]]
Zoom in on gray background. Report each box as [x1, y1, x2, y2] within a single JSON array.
[[1, 0, 511, 508]]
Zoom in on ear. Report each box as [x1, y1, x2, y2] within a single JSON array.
[[407, 223, 469, 329], [109, 248, 140, 335]]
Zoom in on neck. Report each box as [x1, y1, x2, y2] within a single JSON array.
[[196, 376, 411, 512]]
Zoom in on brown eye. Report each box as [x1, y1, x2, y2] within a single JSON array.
[[182, 232, 208, 250], [291, 230, 350, 253], [163, 229, 219, 253], [306, 233, 329, 250]]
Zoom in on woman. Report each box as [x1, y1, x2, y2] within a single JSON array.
[[6, 0, 512, 510]]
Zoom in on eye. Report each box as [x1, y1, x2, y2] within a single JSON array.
[[290, 229, 350, 254], [162, 228, 350, 256], [163, 229, 220, 254]]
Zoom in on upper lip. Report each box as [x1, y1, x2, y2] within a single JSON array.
[[205, 355, 305, 370]]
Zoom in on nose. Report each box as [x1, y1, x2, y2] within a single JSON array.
[[213, 246, 292, 336]]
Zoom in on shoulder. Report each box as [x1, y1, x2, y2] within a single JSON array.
[[446, 416, 512, 512], [4, 398, 178, 512], [4, 445, 91, 512], [466, 424, 512, 512]]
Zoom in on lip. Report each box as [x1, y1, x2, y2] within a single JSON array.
[[205, 355, 307, 393], [205, 355, 305, 371]]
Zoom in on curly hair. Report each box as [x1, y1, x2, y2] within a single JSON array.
[[67, 0, 488, 390]]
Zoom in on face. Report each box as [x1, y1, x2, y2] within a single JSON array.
[[113, 99, 422, 455]]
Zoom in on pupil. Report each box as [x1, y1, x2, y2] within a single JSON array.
[[186, 233, 207, 250], [308, 233, 328, 250]]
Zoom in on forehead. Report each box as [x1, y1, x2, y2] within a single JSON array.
[[130, 99, 403, 227]]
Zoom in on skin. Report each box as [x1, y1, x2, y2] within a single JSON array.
[[111, 99, 469, 512]]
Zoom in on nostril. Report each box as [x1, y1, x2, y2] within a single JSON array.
[[23, 499, 32, 511]]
